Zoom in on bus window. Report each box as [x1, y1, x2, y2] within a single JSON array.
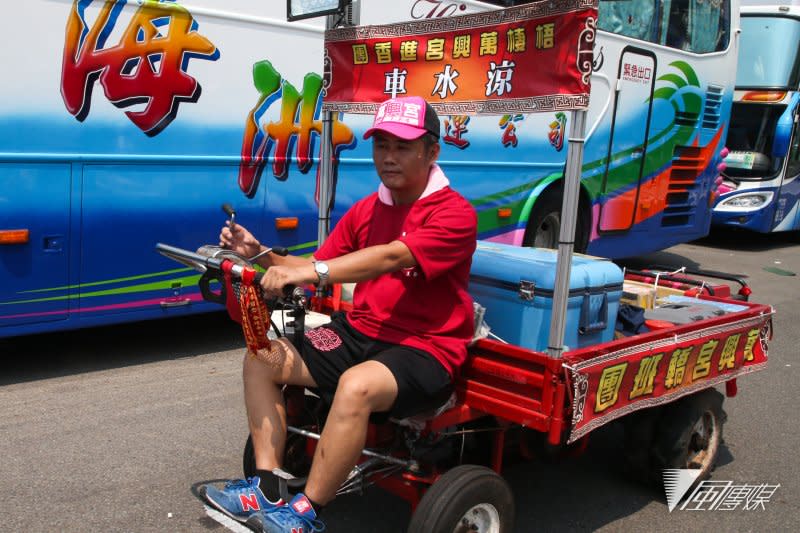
[[598, 0, 729, 52], [664, 0, 730, 53], [736, 16, 800, 89], [724, 103, 786, 179], [598, 0, 659, 42]]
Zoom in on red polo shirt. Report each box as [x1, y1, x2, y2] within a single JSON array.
[[314, 168, 477, 377]]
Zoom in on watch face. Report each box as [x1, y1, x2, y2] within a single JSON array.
[[316, 262, 329, 275]]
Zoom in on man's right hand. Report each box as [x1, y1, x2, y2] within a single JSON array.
[[219, 221, 262, 259]]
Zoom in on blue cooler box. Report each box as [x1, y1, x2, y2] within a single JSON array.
[[469, 241, 623, 352]]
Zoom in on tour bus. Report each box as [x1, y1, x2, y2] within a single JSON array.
[[0, 0, 738, 337], [714, 0, 800, 233]]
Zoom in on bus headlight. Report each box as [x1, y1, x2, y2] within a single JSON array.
[[715, 191, 774, 212]]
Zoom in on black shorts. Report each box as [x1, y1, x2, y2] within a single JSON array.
[[297, 312, 453, 420]]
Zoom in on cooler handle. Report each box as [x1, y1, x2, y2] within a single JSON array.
[[579, 292, 608, 334]]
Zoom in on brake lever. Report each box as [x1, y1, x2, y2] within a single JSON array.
[[222, 203, 236, 230], [220, 202, 289, 261], [248, 245, 289, 262]]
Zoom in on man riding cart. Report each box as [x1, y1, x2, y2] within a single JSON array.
[[202, 96, 476, 532]]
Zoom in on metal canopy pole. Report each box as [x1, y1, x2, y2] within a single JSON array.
[[317, 109, 334, 246], [546, 109, 587, 359], [317, 1, 359, 246], [317, 14, 338, 248]]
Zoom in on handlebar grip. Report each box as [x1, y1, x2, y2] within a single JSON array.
[[271, 246, 289, 256], [221, 203, 236, 217], [252, 271, 298, 298]]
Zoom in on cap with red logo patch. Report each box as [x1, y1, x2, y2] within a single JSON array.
[[363, 95, 440, 141]]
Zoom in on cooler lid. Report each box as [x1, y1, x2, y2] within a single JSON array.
[[470, 241, 623, 294]]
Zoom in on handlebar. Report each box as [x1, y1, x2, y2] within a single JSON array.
[[155, 243, 304, 303], [156, 242, 308, 347]]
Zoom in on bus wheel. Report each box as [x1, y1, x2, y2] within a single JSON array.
[[407, 465, 514, 533], [524, 186, 588, 253], [650, 389, 726, 488]]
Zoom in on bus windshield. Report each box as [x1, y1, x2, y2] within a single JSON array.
[[736, 16, 800, 88]]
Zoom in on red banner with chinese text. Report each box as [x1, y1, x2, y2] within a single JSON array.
[[322, 0, 598, 115], [564, 313, 772, 443]]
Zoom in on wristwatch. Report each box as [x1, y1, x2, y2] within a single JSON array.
[[313, 261, 330, 287]]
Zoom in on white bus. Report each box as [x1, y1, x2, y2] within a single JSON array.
[[0, 0, 739, 337], [714, 0, 800, 232]]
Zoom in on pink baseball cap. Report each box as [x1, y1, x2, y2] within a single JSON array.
[[363, 96, 440, 141]]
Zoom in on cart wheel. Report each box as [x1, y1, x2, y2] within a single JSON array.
[[243, 426, 316, 480], [620, 406, 661, 484], [242, 391, 326, 479], [243, 434, 256, 478], [407, 465, 514, 533], [650, 389, 727, 486]]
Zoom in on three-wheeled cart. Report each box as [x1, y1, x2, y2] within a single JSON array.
[[156, 1, 774, 530], [157, 236, 772, 533]]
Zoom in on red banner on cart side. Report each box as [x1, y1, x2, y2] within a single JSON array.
[[322, 0, 598, 115], [566, 315, 772, 443]]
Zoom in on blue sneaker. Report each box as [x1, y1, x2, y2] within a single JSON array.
[[246, 493, 325, 533], [199, 476, 281, 522]]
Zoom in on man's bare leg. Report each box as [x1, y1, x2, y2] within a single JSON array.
[[243, 338, 318, 471], [302, 360, 399, 505]]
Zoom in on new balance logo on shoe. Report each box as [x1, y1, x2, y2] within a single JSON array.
[[199, 477, 281, 523], [240, 493, 261, 512]]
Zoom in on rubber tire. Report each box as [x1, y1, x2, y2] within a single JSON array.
[[243, 435, 256, 479], [523, 185, 589, 253], [649, 388, 727, 487], [242, 426, 315, 480], [407, 465, 515, 533], [242, 392, 326, 479], [620, 406, 662, 484]]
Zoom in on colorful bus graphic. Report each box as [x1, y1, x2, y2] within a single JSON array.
[[0, 0, 738, 337]]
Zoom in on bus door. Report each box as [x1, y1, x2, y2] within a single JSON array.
[[598, 47, 656, 233], [0, 164, 72, 327]]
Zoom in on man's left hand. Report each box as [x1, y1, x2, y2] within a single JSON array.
[[260, 263, 317, 297]]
